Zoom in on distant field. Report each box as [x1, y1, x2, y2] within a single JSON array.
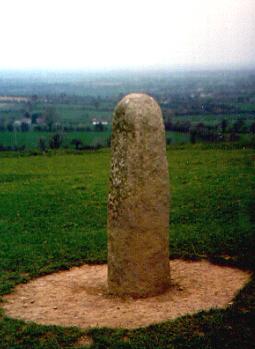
[[232, 102, 255, 112], [0, 131, 111, 148], [166, 131, 190, 143], [0, 101, 112, 125], [0, 130, 190, 149], [0, 146, 254, 348], [33, 102, 112, 123], [1, 100, 255, 129], [173, 113, 255, 126]]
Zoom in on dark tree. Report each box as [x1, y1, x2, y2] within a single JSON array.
[[229, 132, 240, 142], [49, 133, 62, 149], [163, 109, 174, 131], [250, 122, 255, 134], [38, 138, 47, 152], [221, 119, 228, 133], [233, 119, 245, 133], [94, 122, 104, 132], [23, 111, 31, 119], [71, 138, 83, 150], [44, 107, 58, 132], [21, 122, 29, 132], [190, 129, 197, 144], [106, 135, 112, 147], [7, 123, 14, 132], [31, 113, 42, 124]]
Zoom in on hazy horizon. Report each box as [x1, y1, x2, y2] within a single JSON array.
[[1, 63, 255, 75]]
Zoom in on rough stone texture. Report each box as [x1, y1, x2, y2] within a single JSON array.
[[107, 93, 170, 297]]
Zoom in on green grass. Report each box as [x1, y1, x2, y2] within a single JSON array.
[[0, 131, 189, 150], [1, 130, 254, 151], [232, 103, 255, 112], [0, 145, 254, 348], [0, 101, 112, 125], [173, 113, 255, 126], [166, 131, 190, 144], [33, 103, 112, 123], [0, 131, 111, 149]]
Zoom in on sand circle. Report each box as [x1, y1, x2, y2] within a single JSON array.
[[2, 260, 250, 329]]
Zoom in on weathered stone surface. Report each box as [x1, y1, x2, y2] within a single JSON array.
[[107, 93, 170, 297]]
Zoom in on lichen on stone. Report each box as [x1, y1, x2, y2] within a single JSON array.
[[108, 93, 170, 297]]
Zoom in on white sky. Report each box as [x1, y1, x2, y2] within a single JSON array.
[[0, 0, 254, 70]]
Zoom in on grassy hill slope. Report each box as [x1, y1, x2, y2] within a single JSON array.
[[0, 145, 254, 348]]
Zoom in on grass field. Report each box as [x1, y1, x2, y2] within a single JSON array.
[[0, 145, 254, 348], [0, 131, 190, 149], [0, 102, 112, 125], [33, 103, 112, 123], [1, 99, 254, 131], [0, 131, 112, 149], [172, 113, 255, 126]]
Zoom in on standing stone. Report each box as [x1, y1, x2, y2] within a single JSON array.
[[107, 93, 170, 297]]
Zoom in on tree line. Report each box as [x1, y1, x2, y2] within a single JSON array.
[[164, 113, 255, 144]]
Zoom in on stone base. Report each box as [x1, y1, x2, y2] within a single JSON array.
[[3, 260, 250, 329]]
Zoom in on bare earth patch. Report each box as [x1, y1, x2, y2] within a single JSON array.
[[2, 260, 251, 329]]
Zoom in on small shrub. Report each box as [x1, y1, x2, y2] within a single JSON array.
[[38, 138, 47, 152], [71, 139, 83, 150], [49, 133, 63, 149], [166, 137, 172, 145]]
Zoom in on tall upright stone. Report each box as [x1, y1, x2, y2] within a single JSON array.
[[108, 93, 170, 297]]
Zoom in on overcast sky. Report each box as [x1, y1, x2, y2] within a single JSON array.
[[0, 0, 254, 70]]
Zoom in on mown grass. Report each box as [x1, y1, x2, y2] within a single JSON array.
[[0, 145, 254, 348]]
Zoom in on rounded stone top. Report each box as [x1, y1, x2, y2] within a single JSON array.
[[114, 93, 163, 129], [117, 93, 158, 108]]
